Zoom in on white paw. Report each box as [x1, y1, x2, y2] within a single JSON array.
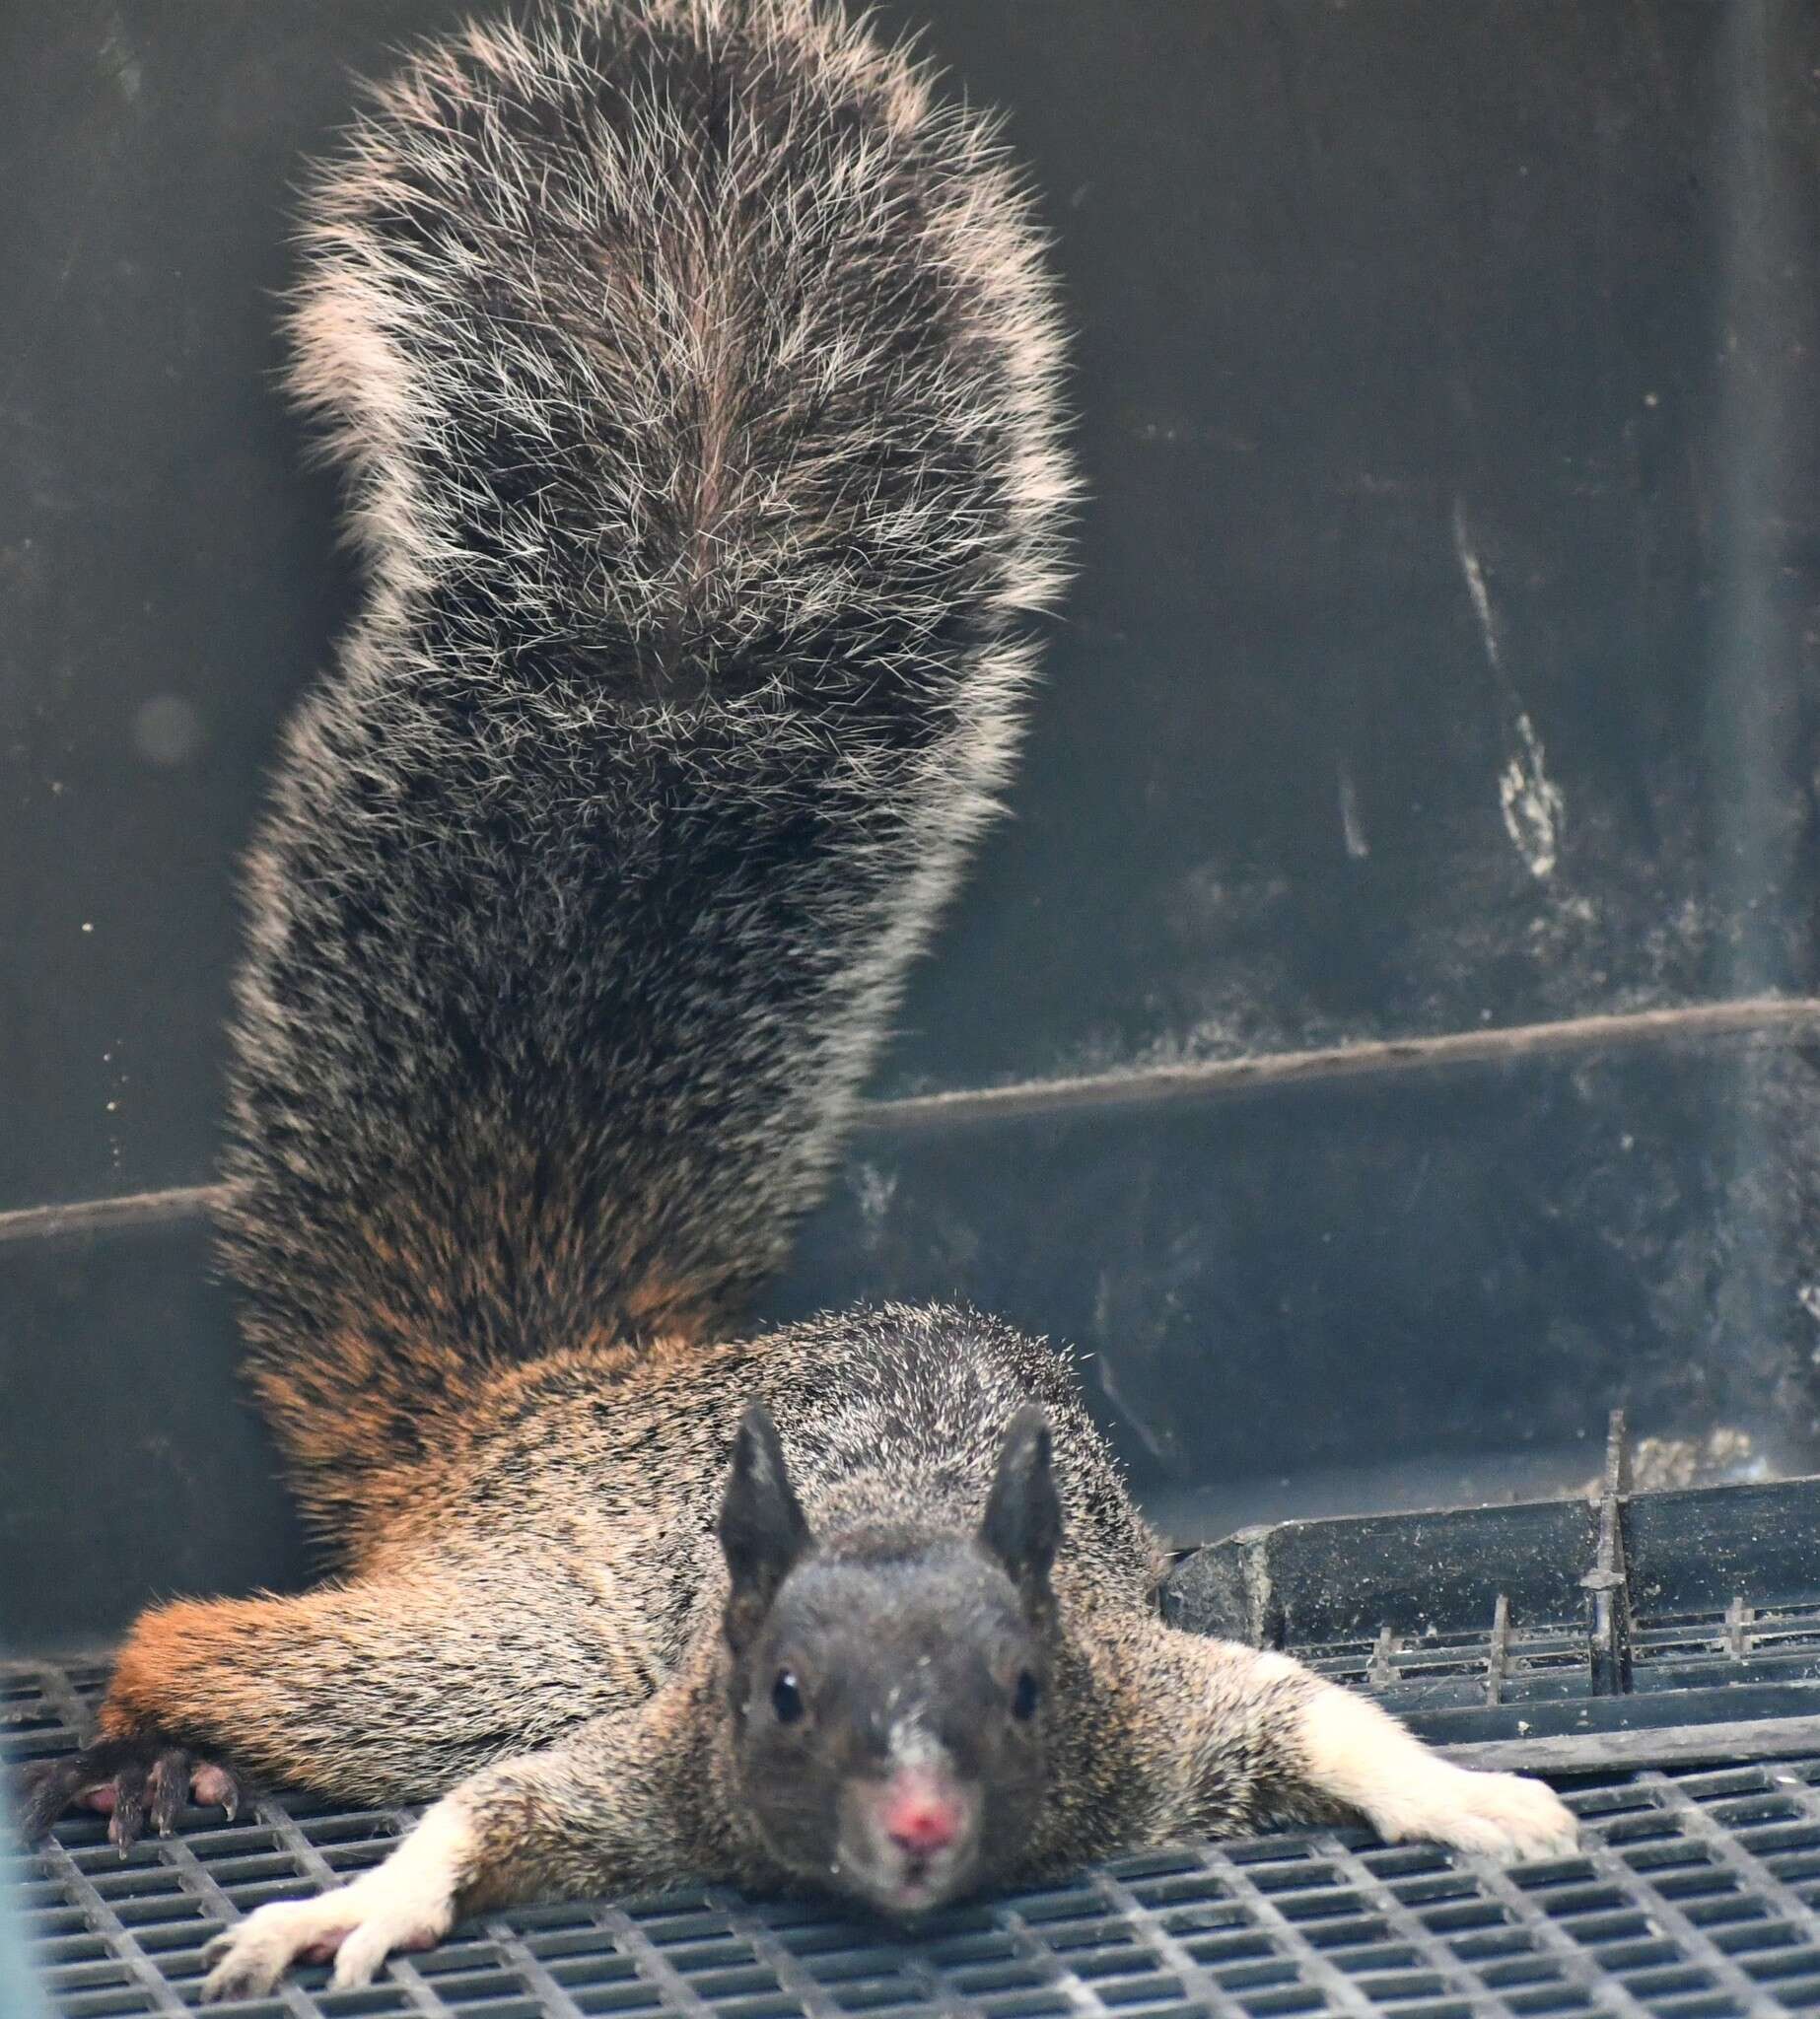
[[201, 1891, 360, 2001], [200, 1877, 453, 1999], [1375, 1765, 1578, 1863], [201, 1800, 468, 1999]]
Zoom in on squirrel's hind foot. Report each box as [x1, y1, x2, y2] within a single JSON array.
[[21, 1739, 242, 1852]]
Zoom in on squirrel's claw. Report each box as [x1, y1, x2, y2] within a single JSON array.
[[200, 1912, 338, 2003], [201, 1905, 345, 2002], [19, 1740, 242, 1852]]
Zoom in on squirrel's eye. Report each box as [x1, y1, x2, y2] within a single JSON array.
[[772, 1668, 805, 1723], [1012, 1669, 1040, 1720]]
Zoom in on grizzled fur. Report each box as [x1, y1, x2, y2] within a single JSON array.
[[222, 0, 1073, 1538], [25, 1, 1576, 1993]]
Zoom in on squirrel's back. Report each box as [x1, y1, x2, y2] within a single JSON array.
[[223, 0, 1074, 1536]]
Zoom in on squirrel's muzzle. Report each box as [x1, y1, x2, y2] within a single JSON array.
[[839, 1759, 982, 1916]]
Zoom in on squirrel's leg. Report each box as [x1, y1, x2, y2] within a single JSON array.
[[199, 1682, 713, 2001], [24, 1569, 624, 1848], [1126, 1626, 1577, 1861]]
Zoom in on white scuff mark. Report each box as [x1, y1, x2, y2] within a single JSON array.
[[1499, 713, 1566, 879], [1452, 498, 1565, 880], [1798, 1283, 1820, 1325], [1089, 1287, 1169, 1465], [1451, 497, 1504, 672], [100, 13, 144, 101], [1337, 763, 1369, 860], [850, 1162, 898, 1249]]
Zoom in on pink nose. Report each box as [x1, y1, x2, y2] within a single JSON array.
[[881, 1780, 963, 1854]]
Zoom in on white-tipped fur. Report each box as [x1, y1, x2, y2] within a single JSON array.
[[223, 0, 1079, 1517], [286, 0, 1074, 629]]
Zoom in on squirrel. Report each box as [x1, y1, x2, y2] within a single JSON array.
[[21, 0, 1576, 1999]]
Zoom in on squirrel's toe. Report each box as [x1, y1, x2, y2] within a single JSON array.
[[106, 1759, 152, 1854], [191, 1760, 242, 1818]]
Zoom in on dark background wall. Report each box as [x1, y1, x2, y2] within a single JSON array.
[[2, 0, 1818, 1648]]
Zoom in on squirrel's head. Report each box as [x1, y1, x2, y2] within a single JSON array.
[[717, 1402, 1062, 1918]]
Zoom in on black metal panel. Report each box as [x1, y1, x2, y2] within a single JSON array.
[[5, 0, 1818, 1206], [1165, 1499, 1599, 1650], [767, 1040, 1820, 1497], [0, 0, 479, 1215], [876, 0, 1820, 1099], [0, 1220, 305, 1656], [1628, 1486, 1820, 1622]]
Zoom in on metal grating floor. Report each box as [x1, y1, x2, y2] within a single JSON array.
[[11, 1660, 1820, 2016]]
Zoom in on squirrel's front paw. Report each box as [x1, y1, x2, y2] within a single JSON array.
[[201, 1884, 450, 2000], [202, 1894, 362, 2001], [201, 1822, 460, 1999], [21, 1738, 242, 1853], [1374, 1764, 1578, 1864]]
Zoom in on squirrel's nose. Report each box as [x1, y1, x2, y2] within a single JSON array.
[[880, 1773, 964, 1854]]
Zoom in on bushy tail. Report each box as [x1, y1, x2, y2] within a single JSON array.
[[219, 0, 1074, 1539]]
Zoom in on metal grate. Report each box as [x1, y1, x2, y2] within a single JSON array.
[[12, 1658, 1820, 2016], [1295, 1595, 1820, 1709], [1163, 1419, 1820, 1751]]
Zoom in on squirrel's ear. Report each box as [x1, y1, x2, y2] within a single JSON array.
[[979, 1405, 1061, 1600], [719, 1405, 812, 1645]]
